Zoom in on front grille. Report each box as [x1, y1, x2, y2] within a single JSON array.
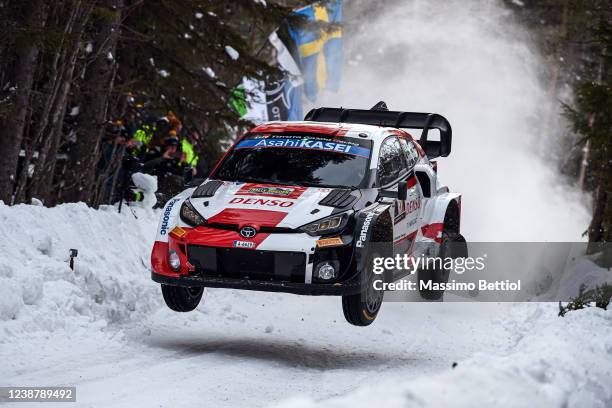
[[187, 245, 306, 283]]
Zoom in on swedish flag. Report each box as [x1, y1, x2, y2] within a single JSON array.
[[290, 1, 343, 102]]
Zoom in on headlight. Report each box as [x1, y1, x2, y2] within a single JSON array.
[[300, 213, 350, 236], [168, 249, 181, 271], [180, 199, 206, 226]]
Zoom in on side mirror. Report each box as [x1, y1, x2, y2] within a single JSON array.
[[397, 181, 408, 201]]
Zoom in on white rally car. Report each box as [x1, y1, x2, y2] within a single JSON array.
[[151, 102, 465, 326]]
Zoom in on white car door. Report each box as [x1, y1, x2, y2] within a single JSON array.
[[377, 136, 418, 254]]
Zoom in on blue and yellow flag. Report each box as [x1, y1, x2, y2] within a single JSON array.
[[289, 1, 343, 102]]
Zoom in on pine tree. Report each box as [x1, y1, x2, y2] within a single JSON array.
[[564, 17, 612, 263]]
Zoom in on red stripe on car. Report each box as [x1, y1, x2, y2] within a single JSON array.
[[421, 223, 444, 243], [407, 175, 417, 188], [208, 208, 288, 228], [180, 209, 289, 249]]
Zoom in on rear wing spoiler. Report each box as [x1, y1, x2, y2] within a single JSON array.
[[304, 107, 452, 158]]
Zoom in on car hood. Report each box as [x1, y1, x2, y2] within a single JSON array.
[[189, 181, 357, 229]]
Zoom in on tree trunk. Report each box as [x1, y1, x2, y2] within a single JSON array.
[[62, 0, 123, 204], [587, 160, 612, 264], [29, 1, 94, 202], [33, 59, 78, 202], [0, 0, 46, 204]]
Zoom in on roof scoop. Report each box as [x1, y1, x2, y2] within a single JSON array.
[[370, 101, 389, 111]]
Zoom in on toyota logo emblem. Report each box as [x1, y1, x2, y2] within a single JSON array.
[[240, 226, 257, 238]]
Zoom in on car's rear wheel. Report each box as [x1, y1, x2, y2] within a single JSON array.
[[419, 203, 459, 300], [418, 231, 452, 300], [342, 253, 384, 326], [161, 284, 204, 312]]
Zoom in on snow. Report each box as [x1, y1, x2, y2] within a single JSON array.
[[554, 255, 612, 300], [195, 12, 203, 19], [158, 69, 170, 78], [0, 199, 159, 330], [131, 172, 158, 209], [275, 306, 612, 408], [225, 45, 240, 60], [0, 195, 610, 407], [203, 67, 216, 78]]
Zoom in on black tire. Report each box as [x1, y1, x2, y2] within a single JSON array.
[[161, 284, 204, 312], [418, 203, 459, 300], [418, 231, 452, 300], [342, 253, 384, 326]]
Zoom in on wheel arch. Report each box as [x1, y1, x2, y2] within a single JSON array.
[[422, 193, 462, 236], [351, 203, 393, 282], [154, 189, 194, 243]]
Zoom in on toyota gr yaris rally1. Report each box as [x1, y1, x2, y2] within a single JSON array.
[[151, 103, 465, 326]]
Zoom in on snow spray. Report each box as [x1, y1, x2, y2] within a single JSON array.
[[312, 0, 590, 242]]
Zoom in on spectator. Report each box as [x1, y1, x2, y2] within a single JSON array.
[[141, 136, 186, 205], [141, 136, 183, 178], [97, 120, 136, 203], [180, 128, 201, 175]]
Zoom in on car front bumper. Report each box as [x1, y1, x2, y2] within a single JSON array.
[[151, 271, 360, 296], [151, 226, 359, 295]]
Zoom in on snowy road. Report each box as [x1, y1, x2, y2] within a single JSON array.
[[2, 289, 517, 408]]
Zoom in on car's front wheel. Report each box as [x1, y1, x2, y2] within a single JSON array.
[[342, 253, 384, 326], [161, 284, 204, 312]]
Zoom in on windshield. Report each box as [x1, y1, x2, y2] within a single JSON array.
[[214, 133, 372, 188]]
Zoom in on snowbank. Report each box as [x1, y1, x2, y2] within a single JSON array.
[[0, 198, 160, 339], [275, 304, 612, 408]]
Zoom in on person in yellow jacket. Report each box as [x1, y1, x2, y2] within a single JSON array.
[[132, 118, 157, 159], [181, 129, 200, 168]]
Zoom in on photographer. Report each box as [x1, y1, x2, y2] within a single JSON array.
[[96, 120, 138, 204], [141, 136, 189, 205]]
